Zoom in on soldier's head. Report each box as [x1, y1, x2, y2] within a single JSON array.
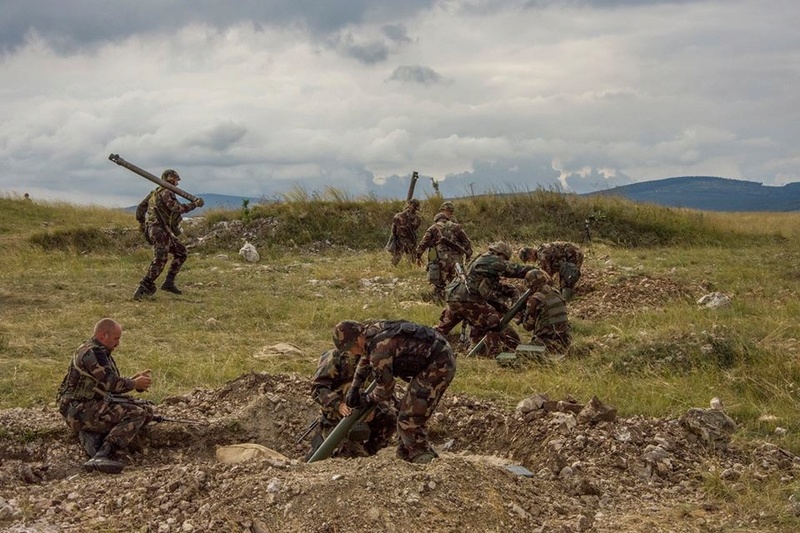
[[525, 269, 551, 291], [332, 320, 366, 355], [433, 212, 449, 223], [519, 246, 537, 263], [407, 199, 420, 211], [162, 169, 180, 185], [93, 318, 123, 352], [488, 242, 512, 260], [439, 201, 455, 215]]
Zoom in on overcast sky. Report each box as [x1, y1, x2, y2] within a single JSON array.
[[1, 0, 798, 207]]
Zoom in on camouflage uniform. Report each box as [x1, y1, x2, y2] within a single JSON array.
[[307, 348, 398, 460], [344, 320, 456, 463], [416, 214, 473, 302], [435, 247, 531, 356], [56, 338, 153, 457], [521, 285, 571, 352], [388, 201, 422, 266], [529, 241, 584, 289], [134, 175, 197, 297]]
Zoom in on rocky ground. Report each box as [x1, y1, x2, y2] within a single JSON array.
[[1, 251, 796, 532], [1, 371, 798, 533]]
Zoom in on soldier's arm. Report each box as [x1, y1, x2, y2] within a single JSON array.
[[521, 297, 542, 331], [82, 350, 135, 395], [365, 339, 396, 403], [416, 227, 434, 255], [457, 227, 473, 258], [160, 189, 196, 215]]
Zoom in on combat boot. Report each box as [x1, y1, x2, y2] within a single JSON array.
[[83, 442, 124, 474], [132, 280, 157, 301], [160, 274, 182, 294], [77, 430, 105, 458]]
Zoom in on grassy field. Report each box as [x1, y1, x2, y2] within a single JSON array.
[[2, 191, 800, 525]]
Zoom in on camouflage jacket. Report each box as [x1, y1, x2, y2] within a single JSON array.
[[351, 320, 450, 403], [460, 252, 530, 301], [522, 287, 569, 334], [535, 241, 584, 273], [391, 208, 421, 243], [311, 348, 363, 418], [136, 187, 195, 235], [56, 338, 136, 407], [416, 220, 472, 263]]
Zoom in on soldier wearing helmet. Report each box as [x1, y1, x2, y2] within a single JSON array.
[[438, 201, 457, 222], [520, 269, 571, 353], [519, 241, 584, 300], [133, 168, 201, 300], [416, 208, 473, 302], [387, 199, 422, 266], [434, 241, 533, 357], [332, 319, 455, 464]]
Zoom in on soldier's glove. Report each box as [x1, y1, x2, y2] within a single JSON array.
[[345, 387, 363, 409]]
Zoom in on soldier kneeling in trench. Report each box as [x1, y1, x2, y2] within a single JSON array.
[[305, 346, 399, 460], [56, 318, 154, 474]]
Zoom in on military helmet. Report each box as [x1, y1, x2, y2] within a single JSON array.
[[433, 212, 449, 223], [519, 246, 536, 263], [488, 242, 512, 260], [525, 269, 551, 290], [408, 199, 420, 209], [440, 201, 455, 212], [162, 169, 180, 181], [332, 320, 364, 352]]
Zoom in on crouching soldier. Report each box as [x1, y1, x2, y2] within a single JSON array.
[[520, 241, 584, 300], [333, 319, 456, 464], [519, 270, 572, 353], [306, 347, 398, 460], [56, 318, 154, 474]]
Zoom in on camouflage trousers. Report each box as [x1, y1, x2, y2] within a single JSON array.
[[397, 345, 456, 461], [531, 326, 571, 354], [306, 402, 399, 460], [59, 399, 153, 451], [391, 238, 418, 266], [427, 259, 457, 301], [142, 223, 187, 287], [435, 301, 520, 356]]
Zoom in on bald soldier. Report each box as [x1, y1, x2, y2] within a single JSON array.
[[56, 318, 154, 474], [333, 319, 455, 464]]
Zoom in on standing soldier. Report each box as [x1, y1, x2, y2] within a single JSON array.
[[520, 241, 585, 300], [305, 347, 398, 460], [56, 318, 154, 474], [519, 269, 572, 353], [333, 319, 456, 464], [416, 213, 473, 302], [435, 242, 532, 356], [133, 169, 201, 300], [387, 199, 422, 266]]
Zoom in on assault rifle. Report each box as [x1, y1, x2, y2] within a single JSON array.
[[105, 394, 207, 425], [467, 288, 533, 357]]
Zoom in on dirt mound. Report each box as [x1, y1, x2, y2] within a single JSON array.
[[1, 373, 797, 532]]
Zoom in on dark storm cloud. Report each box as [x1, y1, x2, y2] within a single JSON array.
[[0, 1, 434, 51], [388, 65, 443, 85]]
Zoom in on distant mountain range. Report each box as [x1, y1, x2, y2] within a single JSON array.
[[583, 176, 800, 212], [125, 176, 800, 214]]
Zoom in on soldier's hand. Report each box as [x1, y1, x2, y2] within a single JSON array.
[[133, 369, 152, 392], [194, 197, 205, 208], [338, 403, 352, 417], [345, 387, 362, 409]]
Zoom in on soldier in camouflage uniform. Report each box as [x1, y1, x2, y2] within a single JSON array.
[[519, 270, 571, 353], [306, 347, 398, 460], [416, 213, 473, 302], [387, 199, 422, 266], [333, 319, 456, 464], [435, 242, 533, 356], [133, 169, 201, 301], [520, 241, 584, 299], [438, 201, 457, 223], [56, 318, 154, 474]]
